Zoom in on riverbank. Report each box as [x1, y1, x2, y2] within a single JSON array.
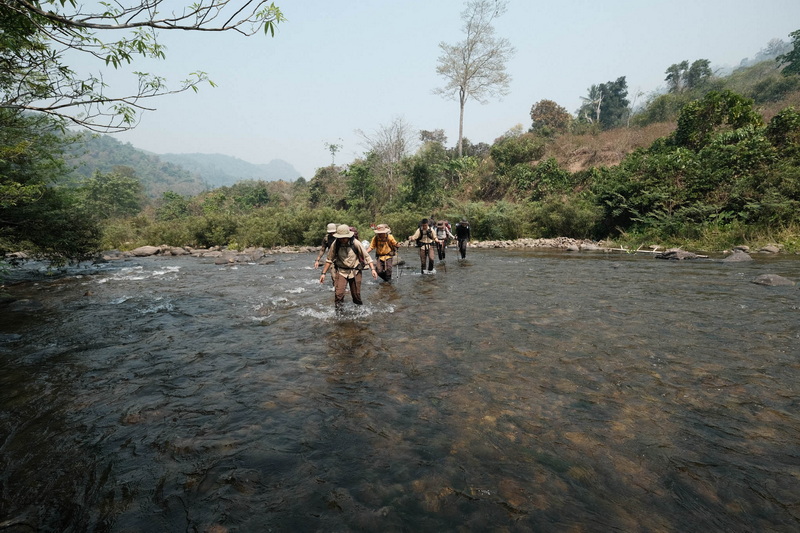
[[93, 237, 786, 264], [2, 237, 787, 269]]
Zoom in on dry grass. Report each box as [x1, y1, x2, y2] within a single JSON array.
[[542, 122, 676, 173], [537, 89, 800, 174], [757, 91, 800, 122]]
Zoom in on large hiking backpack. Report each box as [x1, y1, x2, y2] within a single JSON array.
[[415, 227, 434, 247]]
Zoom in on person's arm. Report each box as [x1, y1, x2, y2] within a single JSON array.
[[319, 247, 335, 283], [358, 242, 378, 279], [314, 243, 326, 268]]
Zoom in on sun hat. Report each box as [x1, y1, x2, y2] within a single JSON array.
[[437, 220, 444, 227], [333, 224, 354, 238], [326, 222, 337, 233], [374, 224, 390, 234]]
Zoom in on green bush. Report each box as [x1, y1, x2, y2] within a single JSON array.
[[489, 133, 546, 172], [529, 195, 602, 238], [235, 214, 281, 248]]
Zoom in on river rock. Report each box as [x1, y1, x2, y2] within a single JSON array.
[[722, 250, 753, 262], [130, 245, 161, 257], [751, 274, 795, 286], [758, 245, 780, 254], [164, 246, 188, 256], [655, 249, 700, 260]]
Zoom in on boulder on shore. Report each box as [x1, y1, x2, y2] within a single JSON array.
[[130, 245, 161, 257]]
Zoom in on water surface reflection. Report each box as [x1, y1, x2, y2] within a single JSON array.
[[1, 250, 799, 531]]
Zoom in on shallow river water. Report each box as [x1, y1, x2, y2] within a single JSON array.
[[1, 248, 799, 532]]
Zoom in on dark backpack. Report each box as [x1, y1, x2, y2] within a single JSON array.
[[415, 227, 434, 247], [332, 237, 366, 267]]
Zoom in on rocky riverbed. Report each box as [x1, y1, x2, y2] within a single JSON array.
[[89, 238, 786, 265]]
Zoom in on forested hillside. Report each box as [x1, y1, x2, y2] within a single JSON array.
[[4, 27, 800, 263], [65, 134, 209, 198], [157, 153, 301, 186]]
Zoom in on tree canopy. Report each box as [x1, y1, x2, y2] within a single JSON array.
[[665, 59, 713, 93], [434, 0, 514, 157], [529, 99, 572, 136], [577, 76, 629, 130], [777, 29, 800, 77]]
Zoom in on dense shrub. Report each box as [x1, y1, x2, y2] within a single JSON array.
[[529, 196, 602, 239]]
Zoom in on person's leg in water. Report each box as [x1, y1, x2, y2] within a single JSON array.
[[333, 270, 348, 312], [349, 272, 363, 304], [377, 257, 392, 281], [375, 257, 389, 281], [418, 246, 426, 274], [427, 245, 435, 271], [459, 238, 467, 259]]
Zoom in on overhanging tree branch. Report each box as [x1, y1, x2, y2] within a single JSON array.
[[0, 0, 285, 131]]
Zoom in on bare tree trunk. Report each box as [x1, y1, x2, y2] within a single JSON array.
[[458, 87, 466, 157]]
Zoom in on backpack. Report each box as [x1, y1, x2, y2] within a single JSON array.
[[415, 227, 434, 247], [332, 237, 366, 267]]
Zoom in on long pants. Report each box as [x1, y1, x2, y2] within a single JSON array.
[[418, 245, 435, 272], [458, 238, 468, 259], [436, 241, 447, 260], [334, 270, 363, 308], [376, 257, 393, 281]]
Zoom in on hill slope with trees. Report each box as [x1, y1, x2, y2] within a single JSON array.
[[4, 24, 800, 264]]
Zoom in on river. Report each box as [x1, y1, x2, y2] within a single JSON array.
[[1, 248, 799, 532]]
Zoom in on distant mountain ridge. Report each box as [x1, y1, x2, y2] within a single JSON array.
[[65, 134, 301, 198], [157, 152, 301, 187]]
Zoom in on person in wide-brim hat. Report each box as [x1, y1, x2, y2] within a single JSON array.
[[315, 222, 340, 271], [333, 224, 354, 238], [366, 224, 399, 282], [320, 224, 377, 310]]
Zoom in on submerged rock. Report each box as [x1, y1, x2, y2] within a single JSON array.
[[722, 250, 753, 262], [751, 274, 795, 287], [655, 249, 701, 260]]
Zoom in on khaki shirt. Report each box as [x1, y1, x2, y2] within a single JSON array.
[[326, 239, 372, 279], [410, 227, 437, 245]]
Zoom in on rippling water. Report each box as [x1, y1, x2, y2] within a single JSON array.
[[1, 249, 799, 532]]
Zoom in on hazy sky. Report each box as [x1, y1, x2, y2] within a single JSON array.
[[104, 0, 800, 179]]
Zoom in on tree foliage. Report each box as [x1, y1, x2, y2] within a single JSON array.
[[529, 99, 572, 136], [0, 0, 285, 131], [0, 109, 100, 261], [665, 59, 712, 93], [671, 90, 763, 150], [577, 77, 629, 130], [78, 167, 144, 220], [776, 29, 800, 77], [434, 0, 515, 157]]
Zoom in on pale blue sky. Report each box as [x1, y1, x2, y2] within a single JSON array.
[[106, 0, 800, 179]]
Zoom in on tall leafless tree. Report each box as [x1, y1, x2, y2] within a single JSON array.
[[434, 0, 514, 157], [355, 116, 417, 203]]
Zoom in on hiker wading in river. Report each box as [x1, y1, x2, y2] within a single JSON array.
[[408, 218, 440, 274], [320, 224, 377, 310], [366, 224, 399, 282]]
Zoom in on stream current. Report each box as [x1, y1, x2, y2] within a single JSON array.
[[1, 249, 799, 531]]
